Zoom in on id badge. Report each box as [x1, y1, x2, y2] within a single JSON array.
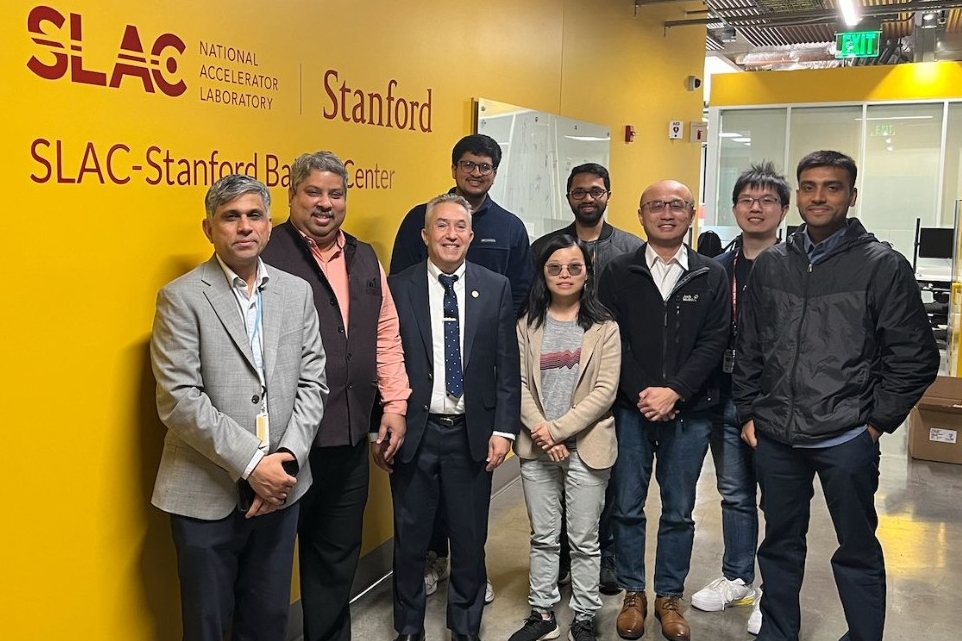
[[255, 412, 270, 451], [722, 349, 736, 374]]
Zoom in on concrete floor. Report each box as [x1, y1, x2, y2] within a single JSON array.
[[348, 426, 962, 641]]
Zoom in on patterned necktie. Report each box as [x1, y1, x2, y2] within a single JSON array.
[[438, 273, 463, 398]]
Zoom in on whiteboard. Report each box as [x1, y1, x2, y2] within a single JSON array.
[[476, 98, 611, 241]]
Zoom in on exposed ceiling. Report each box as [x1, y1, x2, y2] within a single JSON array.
[[648, 0, 962, 70]]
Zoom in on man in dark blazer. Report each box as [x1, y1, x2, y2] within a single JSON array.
[[150, 174, 328, 641], [388, 193, 521, 641]]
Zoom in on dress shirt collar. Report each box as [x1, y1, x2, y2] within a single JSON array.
[[645, 243, 689, 271], [214, 255, 269, 294], [800, 221, 849, 260], [427, 259, 467, 282], [297, 227, 346, 258]]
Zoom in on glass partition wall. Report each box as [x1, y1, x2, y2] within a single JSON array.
[[705, 100, 962, 262]]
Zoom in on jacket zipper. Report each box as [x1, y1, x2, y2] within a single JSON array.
[[661, 266, 710, 384]]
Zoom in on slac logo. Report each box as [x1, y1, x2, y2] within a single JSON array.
[[27, 5, 187, 97]]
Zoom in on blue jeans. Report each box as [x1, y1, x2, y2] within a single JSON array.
[[709, 397, 758, 584], [611, 400, 712, 596]]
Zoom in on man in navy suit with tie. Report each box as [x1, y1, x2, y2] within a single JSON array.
[[388, 193, 520, 641]]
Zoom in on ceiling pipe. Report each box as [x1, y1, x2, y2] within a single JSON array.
[[665, 0, 962, 28]]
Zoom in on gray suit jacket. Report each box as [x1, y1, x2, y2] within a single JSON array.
[[150, 256, 328, 520]]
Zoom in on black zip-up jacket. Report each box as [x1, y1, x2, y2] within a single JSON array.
[[598, 244, 730, 412], [732, 219, 939, 445]]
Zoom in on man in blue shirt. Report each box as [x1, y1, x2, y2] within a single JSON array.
[[390, 134, 533, 312]]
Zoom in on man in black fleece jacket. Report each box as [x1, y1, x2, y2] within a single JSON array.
[[599, 179, 729, 641]]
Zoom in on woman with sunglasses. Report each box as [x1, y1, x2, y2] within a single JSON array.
[[509, 235, 620, 641]]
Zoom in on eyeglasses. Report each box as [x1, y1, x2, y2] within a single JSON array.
[[641, 199, 690, 213], [568, 188, 609, 200], [736, 196, 781, 208], [457, 160, 495, 175], [545, 262, 585, 276]]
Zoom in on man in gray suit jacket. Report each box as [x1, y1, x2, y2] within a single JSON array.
[[150, 174, 328, 641]]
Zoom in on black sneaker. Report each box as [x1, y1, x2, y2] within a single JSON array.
[[600, 556, 620, 595], [508, 611, 560, 641], [568, 618, 596, 641]]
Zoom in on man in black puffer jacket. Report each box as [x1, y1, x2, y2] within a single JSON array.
[[733, 150, 939, 641]]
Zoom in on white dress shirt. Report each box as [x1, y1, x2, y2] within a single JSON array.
[[425, 260, 515, 441], [646, 243, 689, 301]]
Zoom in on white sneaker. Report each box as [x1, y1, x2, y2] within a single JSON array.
[[484, 579, 495, 605], [690, 577, 756, 612], [423, 552, 449, 596], [747, 588, 762, 635]]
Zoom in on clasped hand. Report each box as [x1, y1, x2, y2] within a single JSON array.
[[638, 387, 680, 422], [246, 452, 297, 518]]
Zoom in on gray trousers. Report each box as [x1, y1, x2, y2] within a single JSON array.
[[520, 450, 610, 616]]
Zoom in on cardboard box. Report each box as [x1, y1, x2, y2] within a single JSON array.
[[908, 375, 962, 465]]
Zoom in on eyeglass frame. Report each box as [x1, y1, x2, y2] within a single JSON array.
[[545, 262, 586, 276], [735, 195, 783, 208], [456, 160, 496, 176], [640, 199, 692, 214], [567, 188, 610, 200]]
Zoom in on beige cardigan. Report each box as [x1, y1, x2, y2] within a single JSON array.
[[513, 317, 620, 469]]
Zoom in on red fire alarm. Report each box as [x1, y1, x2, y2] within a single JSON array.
[[625, 125, 636, 143]]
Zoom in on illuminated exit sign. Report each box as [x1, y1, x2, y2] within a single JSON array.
[[835, 30, 881, 58]]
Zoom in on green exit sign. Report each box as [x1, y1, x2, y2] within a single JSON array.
[[835, 30, 881, 58]]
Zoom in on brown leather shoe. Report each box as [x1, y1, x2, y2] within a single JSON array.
[[616, 591, 648, 639], [654, 595, 690, 641]]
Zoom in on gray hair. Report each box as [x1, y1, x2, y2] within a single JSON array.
[[204, 174, 271, 219], [290, 151, 348, 194], [424, 193, 473, 227]]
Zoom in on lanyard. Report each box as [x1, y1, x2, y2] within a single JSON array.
[[730, 251, 740, 341], [240, 287, 267, 401]]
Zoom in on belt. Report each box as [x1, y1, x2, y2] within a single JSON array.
[[428, 413, 466, 427]]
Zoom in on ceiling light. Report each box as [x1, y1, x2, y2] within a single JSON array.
[[720, 132, 743, 138], [838, 0, 860, 27], [733, 137, 751, 143]]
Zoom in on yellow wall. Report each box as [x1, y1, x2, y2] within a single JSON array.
[[711, 60, 962, 106], [2, 1, 704, 638]]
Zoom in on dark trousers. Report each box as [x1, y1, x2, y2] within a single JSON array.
[[391, 418, 491, 636], [755, 430, 885, 641], [170, 504, 300, 641], [298, 441, 370, 641]]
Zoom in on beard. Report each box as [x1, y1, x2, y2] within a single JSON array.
[[573, 203, 605, 227]]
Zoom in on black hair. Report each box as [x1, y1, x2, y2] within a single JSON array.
[[796, 150, 857, 190], [566, 163, 611, 193], [520, 234, 613, 331], [451, 134, 502, 168], [731, 161, 790, 206]]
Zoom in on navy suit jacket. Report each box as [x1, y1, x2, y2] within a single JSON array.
[[389, 260, 520, 463]]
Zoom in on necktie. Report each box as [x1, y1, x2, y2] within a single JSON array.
[[438, 273, 463, 398]]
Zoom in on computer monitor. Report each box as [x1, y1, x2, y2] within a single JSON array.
[[918, 227, 955, 260]]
